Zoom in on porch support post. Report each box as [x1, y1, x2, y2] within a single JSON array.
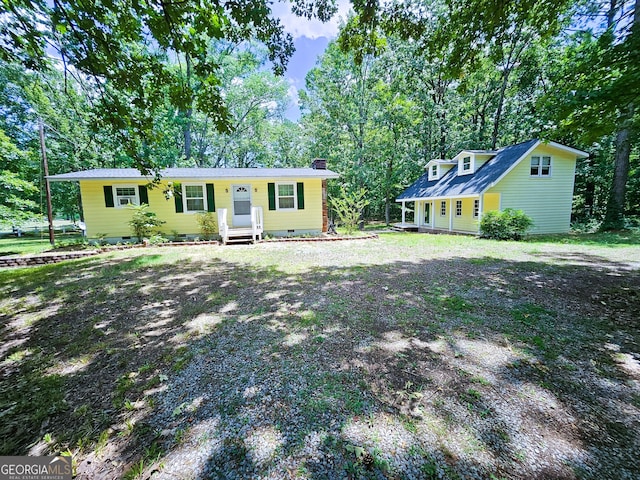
[[449, 198, 453, 232], [402, 201, 406, 224], [477, 194, 483, 234], [431, 201, 435, 229]]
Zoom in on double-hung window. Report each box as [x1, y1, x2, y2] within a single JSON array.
[[473, 199, 479, 218], [455, 200, 462, 217], [277, 183, 296, 210], [440, 200, 447, 216], [184, 184, 206, 212], [462, 156, 471, 172], [531, 156, 551, 176], [115, 186, 138, 207]]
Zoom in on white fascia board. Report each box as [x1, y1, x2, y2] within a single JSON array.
[[481, 140, 541, 193], [49, 172, 340, 182], [396, 194, 480, 202], [451, 151, 468, 162], [424, 159, 439, 168], [546, 141, 589, 158]]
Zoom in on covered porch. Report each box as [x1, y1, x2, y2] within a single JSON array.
[[396, 194, 498, 234]]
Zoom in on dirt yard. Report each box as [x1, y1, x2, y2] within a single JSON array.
[[1, 232, 639, 479]]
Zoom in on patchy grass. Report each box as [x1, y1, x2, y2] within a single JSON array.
[[526, 229, 640, 246], [0, 233, 639, 479]]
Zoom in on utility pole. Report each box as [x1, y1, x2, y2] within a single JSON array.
[[39, 118, 55, 245]]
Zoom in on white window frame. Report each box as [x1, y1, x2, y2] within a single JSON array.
[[462, 156, 472, 171], [440, 200, 447, 217], [276, 182, 297, 211], [429, 164, 439, 181], [473, 199, 479, 218], [182, 183, 207, 213], [455, 200, 462, 217], [530, 155, 552, 177], [458, 155, 474, 175], [114, 185, 139, 208]]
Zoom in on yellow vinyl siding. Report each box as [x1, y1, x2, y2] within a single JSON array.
[[482, 193, 500, 213], [451, 197, 477, 232], [216, 179, 323, 232], [434, 199, 450, 229], [80, 178, 323, 238], [486, 144, 576, 234]]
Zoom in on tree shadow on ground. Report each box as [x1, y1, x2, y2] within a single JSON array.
[[0, 248, 638, 480]]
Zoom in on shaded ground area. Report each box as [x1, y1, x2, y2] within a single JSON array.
[[0, 235, 639, 479]]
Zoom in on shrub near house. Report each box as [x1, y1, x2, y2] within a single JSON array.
[[480, 209, 533, 240]]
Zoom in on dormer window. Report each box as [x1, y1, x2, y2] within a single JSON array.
[[428, 159, 456, 180], [458, 154, 474, 175], [428, 163, 440, 181]]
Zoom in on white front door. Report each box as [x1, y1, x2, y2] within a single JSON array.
[[232, 185, 252, 227]]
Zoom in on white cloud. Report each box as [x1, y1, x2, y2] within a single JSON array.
[[271, 0, 351, 39], [261, 100, 278, 112], [287, 79, 299, 105]]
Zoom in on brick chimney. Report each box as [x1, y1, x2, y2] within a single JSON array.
[[311, 158, 327, 170]]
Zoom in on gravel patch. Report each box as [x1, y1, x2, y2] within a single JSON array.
[[1, 235, 639, 479]]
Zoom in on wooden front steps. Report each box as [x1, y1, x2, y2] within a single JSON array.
[[224, 228, 259, 244], [391, 223, 419, 232]]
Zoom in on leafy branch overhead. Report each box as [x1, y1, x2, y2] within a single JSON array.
[[0, 0, 335, 174]]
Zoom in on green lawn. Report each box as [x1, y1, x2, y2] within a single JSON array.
[[1, 233, 639, 479], [0, 234, 86, 256], [0, 236, 55, 256]]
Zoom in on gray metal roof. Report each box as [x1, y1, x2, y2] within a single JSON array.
[[397, 139, 539, 200], [48, 167, 340, 181]]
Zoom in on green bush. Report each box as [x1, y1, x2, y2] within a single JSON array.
[[128, 204, 165, 243], [480, 208, 533, 240], [148, 234, 168, 245], [330, 187, 370, 235], [196, 212, 217, 240]]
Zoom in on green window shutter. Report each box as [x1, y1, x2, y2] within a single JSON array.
[[173, 183, 183, 213], [297, 182, 305, 210], [268, 183, 276, 210], [138, 185, 149, 205], [103, 185, 114, 208], [206, 183, 215, 212]]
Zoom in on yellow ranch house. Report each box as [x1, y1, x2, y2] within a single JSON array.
[[396, 139, 589, 235], [48, 159, 339, 243]]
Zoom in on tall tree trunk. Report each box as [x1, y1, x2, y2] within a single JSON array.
[[77, 190, 84, 222], [183, 54, 193, 162], [603, 115, 632, 229], [491, 67, 511, 150], [385, 154, 394, 225], [601, 0, 637, 230], [583, 156, 596, 217]]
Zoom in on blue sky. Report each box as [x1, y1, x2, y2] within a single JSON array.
[[271, 0, 351, 120]]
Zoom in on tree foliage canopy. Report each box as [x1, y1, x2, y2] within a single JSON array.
[[0, 0, 334, 172], [0, 0, 638, 229]]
